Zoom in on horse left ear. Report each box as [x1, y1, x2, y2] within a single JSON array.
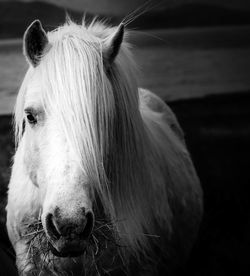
[[103, 24, 124, 67], [23, 20, 48, 67]]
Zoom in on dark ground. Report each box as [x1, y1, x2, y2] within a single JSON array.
[[0, 91, 250, 275], [170, 92, 250, 275]]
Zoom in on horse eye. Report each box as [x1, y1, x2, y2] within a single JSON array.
[[26, 112, 37, 124]]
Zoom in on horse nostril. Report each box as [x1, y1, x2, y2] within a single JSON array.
[[81, 211, 94, 239], [45, 213, 61, 240], [44, 210, 94, 242]]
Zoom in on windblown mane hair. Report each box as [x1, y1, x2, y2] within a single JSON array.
[[14, 19, 201, 264]]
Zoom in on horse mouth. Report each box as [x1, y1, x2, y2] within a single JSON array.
[[49, 241, 86, 257]]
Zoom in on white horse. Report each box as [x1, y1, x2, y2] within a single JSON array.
[[6, 19, 203, 275]]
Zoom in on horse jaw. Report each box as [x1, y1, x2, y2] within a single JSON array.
[[6, 139, 42, 270]]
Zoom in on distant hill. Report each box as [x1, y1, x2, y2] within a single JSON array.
[[1, 1, 250, 38], [134, 3, 250, 29], [0, 1, 84, 39]]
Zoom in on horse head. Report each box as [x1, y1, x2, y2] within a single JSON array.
[[7, 19, 134, 272]]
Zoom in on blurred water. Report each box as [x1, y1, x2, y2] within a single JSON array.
[[1, 26, 250, 114]]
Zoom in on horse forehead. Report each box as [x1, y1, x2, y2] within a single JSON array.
[[25, 72, 43, 106]]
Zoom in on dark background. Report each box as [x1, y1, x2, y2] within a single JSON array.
[[0, 0, 250, 275], [1, 0, 250, 38]]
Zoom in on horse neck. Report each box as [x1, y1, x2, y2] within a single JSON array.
[[102, 76, 164, 255]]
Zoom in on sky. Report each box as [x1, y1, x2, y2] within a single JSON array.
[[1, 0, 250, 16]]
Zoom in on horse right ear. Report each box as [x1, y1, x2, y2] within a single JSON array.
[[23, 20, 48, 67], [103, 24, 124, 68]]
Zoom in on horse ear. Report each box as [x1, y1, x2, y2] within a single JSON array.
[[103, 24, 124, 67], [23, 20, 48, 67]]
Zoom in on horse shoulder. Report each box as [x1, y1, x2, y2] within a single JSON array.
[[138, 88, 185, 142]]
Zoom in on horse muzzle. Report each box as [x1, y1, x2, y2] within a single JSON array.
[[43, 207, 94, 257]]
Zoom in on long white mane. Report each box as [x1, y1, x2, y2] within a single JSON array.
[[14, 19, 201, 260]]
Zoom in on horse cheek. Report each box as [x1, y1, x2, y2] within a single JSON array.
[[23, 135, 40, 187], [6, 139, 41, 248]]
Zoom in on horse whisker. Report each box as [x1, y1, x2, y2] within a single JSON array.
[[22, 229, 44, 237]]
